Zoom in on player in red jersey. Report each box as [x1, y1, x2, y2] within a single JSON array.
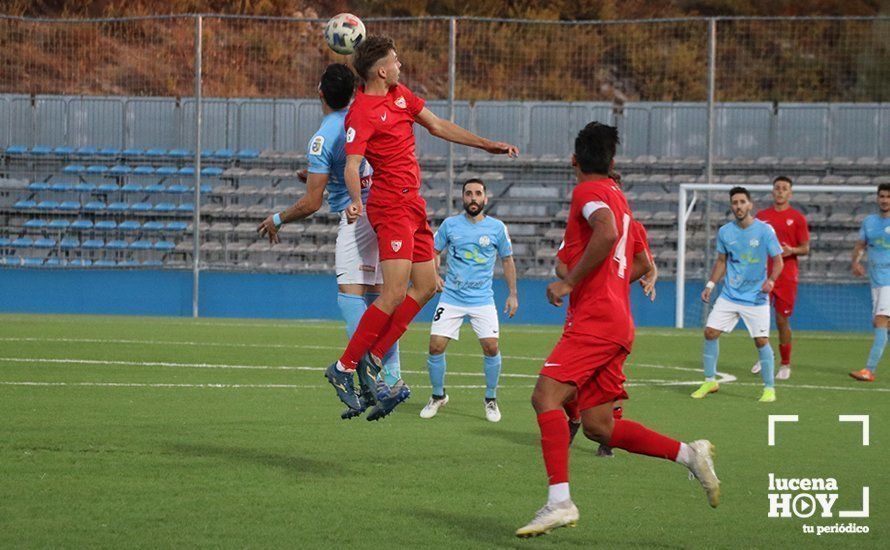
[[751, 176, 810, 380], [516, 123, 719, 538], [324, 35, 518, 418]]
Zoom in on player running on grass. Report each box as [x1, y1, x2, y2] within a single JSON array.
[[420, 178, 518, 423], [849, 183, 890, 382], [256, 64, 401, 420], [751, 176, 810, 380], [323, 35, 518, 417], [516, 122, 719, 538], [694, 186, 784, 403]]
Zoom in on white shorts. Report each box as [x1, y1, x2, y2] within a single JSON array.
[[335, 210, 382, 286], [872, 286, 890, 317], [430, 301, 500, 341], [706, 296, 771, 339]]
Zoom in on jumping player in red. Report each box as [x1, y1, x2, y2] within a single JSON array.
[[751, 176, 810, 380], [324, 35, 518, 418], [516, 122, 719, 538]]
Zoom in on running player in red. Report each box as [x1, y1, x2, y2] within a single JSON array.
[[516, 122, 719, 538], [324, 35, 518, 418], [751, 176, 810, 380]]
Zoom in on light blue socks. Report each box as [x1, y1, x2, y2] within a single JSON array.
[[703, 338, 719, 380], [483, 353, 502, 399], [364, 293, 400, 385], [866, 327, 887, 372], [757, 344, 775, 388], [427, 352, 446, 396]]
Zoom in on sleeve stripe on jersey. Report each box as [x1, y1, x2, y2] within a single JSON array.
[[582, 201, 610, 219]]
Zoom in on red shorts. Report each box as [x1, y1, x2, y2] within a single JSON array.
[[771, 280, 798, 317], [541, 334, 629, 412], [366, 194, 434, 263]]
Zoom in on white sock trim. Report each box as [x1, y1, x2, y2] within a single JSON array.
[[548, 482, 570, 505], [705, 376, 716, 382], [675, 442, 693, 468]]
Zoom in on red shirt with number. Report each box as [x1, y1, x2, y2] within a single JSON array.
[[344, 83, 425, 207], [755, 206, 809, 284], [557, 177, 635, 352]]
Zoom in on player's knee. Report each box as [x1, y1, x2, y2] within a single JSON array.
[[754, 337, 769, 348], [530, 388, 558, 414], [582, 422, 612, 445], [378, 287, 408, 310], [704, 328, 720, 340], [481, 341, 499, 356], [429, 341, 447, 355]]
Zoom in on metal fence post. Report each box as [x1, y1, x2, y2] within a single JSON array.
[[192, 14, 203, 318], [701, 17, 717, 326], [446, 17, 456, 216]]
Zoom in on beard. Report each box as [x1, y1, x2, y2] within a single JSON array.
[[464, 202, 483, 216]]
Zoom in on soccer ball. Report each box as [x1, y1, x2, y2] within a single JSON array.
[[324, 13, 366, 55]]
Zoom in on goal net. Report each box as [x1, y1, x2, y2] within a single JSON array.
[[674, 183, 876, 332]]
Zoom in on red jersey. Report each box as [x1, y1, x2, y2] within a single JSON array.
[[557, 178, 635, 351], [344, 83, 425, 207], [632, 220, 651, 259], [755, 206, 809, 283]]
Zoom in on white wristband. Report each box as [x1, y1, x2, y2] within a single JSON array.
[[705, 281, 715, 290], [272, 212, 283, 229]]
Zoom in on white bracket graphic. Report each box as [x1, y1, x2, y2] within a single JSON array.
[[768, 415, 799, 446], [838, 415, 870, 446], [839, 487, 870, 518]]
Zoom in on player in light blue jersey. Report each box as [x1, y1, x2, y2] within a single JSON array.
[[849, 183, 890, 382], [257, 64, 404, 420], [420, 178, 519, 422], [693, 186, 784, 403]]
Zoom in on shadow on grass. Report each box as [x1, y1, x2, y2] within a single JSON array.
[[167, 442, 352, 477], [470, 426, 538, 449]]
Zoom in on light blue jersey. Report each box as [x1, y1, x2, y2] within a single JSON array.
[[306, 110, 371, 212], [859, 214, 890, 288], [716, 219, 782, 306], [435, 214, 513, 307]]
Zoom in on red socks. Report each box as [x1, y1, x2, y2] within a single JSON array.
[[370, 296, 422, 358], [607, 419, 680, 461], [537, 409, 570, 485], [338, 304, 391, 370], [779, 343, 792, 366]]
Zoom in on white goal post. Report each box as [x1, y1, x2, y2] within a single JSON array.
[[675, 183, 876, 328]]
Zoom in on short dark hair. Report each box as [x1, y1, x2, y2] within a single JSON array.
[[319, 64, 355, 110], [729, 186, 750, 200], [878, 183, 890, 194], [352, 35, 396, 81], [462, 178, 485, 192], [773, 175, 793, 187], [574, 122, 619, 175]]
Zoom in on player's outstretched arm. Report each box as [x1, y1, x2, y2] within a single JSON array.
[[701, 254, 727, 303], [851, 240, 867, 277], [414, 108, 518, 157], [502, 255, 519, 318], [256, 173, 327, 243], [547, 208, 617, 307]]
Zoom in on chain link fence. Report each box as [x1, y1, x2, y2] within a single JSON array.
[[1, 14, 888, 316]]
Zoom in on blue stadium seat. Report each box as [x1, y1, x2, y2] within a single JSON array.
[[98, 148, 121, 156], [154, 240, 175, 251], [23, 257, 44, 266], [106, 240, 129, 250], [70, 220, 94, 230], [11, 237, 33, 248], [168, 149, 191, 158], [53, 146, 75, 155], [107, 202, 130, 212], [50, 182, 74, 192], [130, 239, 153, 250], [73, 182, 96, 192], [119, 259, 140, 267], [94, 259, 117, 267], [82, 239, 104, 250], [34, 237, 56, 248], [213, 149, 235, 159], [0, 256, 22, 266], [155, 166, 178, 176], [0, 237, 10, 246], [236, 149, 260, 159], [201, 149, 215, 157], [14, 199, 37, 209], [5, 145, 28, 155], [48, 219, 71, 230], [75, 146, 99, 156], [97, 183, 119, 193], [119, 221, 142, 232], [109, 165, 133, 175], [36, 200, 60, 210], [63, 165, 86, 174], [31, 145, 53, 155], [69, 258, 93, 267], [133, 166, 156, 175], [94, 221, 117, 231], [177, 166, 195, 176], [24, 219, 47, 229], [142, 260, 164, 267], [44, 258, 62, 267], [176, 203, 194, 213], [167, 184, 189, 194], [145, 148, 167, 157], [58, 201, 81, 211], [142, 221, 165, 232], [28, 181, 51, 191], [130, 202, 152, 212], [153, 202, 175, 212], [86, 165, 109, 175], [189, 184, 212, 194], [143, 183, 165, 193], [122, 148, 144, 157], [60, 237, 80, 250], [165, 221, 188, 231], [201, 166, 224, 177], [121, 183, 143, 193]]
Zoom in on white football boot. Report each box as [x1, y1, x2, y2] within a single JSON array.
[[515, 500, 579, 538], [685, 439, 721, 508], [484, 399, 501, 422], [751, 361, 762, 374], [419, 394, 449, 419], [776, 365, 792, 380]]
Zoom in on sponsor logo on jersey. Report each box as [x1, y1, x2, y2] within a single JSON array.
[[395, 96, 407, 109], [391, 240, 402, 252], [478, 235, 491, 247], [750, 238, 760, 247], [346, 127, 356, 143]]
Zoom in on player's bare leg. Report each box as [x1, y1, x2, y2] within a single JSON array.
[[516, 375, 579, 538], [579, 401, 720, 508], [480, 337, 502, 422], [421, 334, 451, 418], [851, 314, 887, 382], [692, 327, 722, 398]]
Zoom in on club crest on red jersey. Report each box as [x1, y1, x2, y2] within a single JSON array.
[[786, 218, 794, 225], [391, 240, 403, 252], [394, 96, 407, 109]]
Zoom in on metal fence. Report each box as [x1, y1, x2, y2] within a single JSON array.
[[1, 14, 888, 317]]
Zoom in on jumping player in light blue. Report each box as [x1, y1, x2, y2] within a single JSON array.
[[420, 178, 519, 422], [694, 186, 784, 402], [850, 183, 890, 382], [257, 63, 404, 420]]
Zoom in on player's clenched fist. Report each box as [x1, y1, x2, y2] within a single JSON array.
[[701, 286, 712, 303], [345, 200, 362, 224], [546, 280, 573, 307]]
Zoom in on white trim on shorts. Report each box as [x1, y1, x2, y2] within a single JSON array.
[[430, 301, 500, 341], [872, 286, 890, 317], [335, 210, 383, 286], [706, 296, 771, 339]]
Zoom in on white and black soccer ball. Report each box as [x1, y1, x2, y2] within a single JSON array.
[[324, 13, 366, 55]]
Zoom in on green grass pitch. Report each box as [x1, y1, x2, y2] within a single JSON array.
[[0, 313, 886, 548]]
